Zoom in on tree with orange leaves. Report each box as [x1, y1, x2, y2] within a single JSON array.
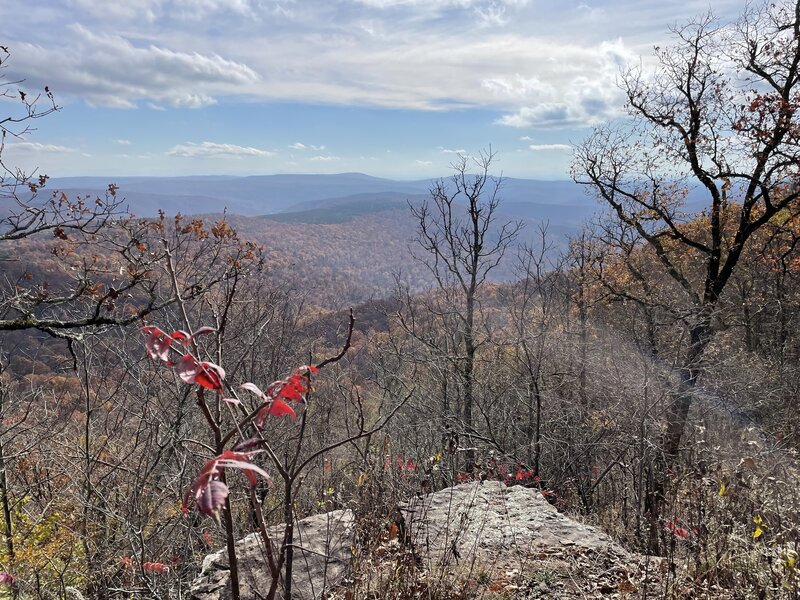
[[573, 0, 800, 528]]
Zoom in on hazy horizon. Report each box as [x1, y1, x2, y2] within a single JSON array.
[[43, 171, 574, 182]]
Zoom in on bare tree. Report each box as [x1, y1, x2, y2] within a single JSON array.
[[508, 225, 565, 477], [408, 150, 521, 469], [572, 0, 800, 511]]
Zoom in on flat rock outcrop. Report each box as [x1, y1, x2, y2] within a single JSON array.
[[404, 480, 627, 565], [189, 509, 354, 600], [190, 481, 639, 599]]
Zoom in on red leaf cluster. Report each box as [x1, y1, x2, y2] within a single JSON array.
[[142, 562, 169, 574], [177, 354, 226, 391], [240, 365, 319, 426], [455, 472, 473, 484], [142, 326, 224, 391], [663, 518, 691, 539], [514, 467, 536, 481], [183, 450, 269, 522], [384, 453, 417, 472], [267, 365, 318, 404], [143, 327, 326, 523], [456, 461, 540, 487], [142, 326, 215, 364], [0, 572, 13, 585]]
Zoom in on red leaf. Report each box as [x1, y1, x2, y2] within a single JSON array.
[[674, 527, 690, 539], [168, 327, 215, 346], [175, 356, 224, 390], [278, 386, 303, 403], [215, 454, 270, 487], [184, 451, 268, 520], [176, 354, 199, 384], [190, 326, 217, 340], [253, 406, 269, 428], [142, 562, 169, 574], [143, 326, 173, 362], [216, 449, 256, 462], [195, 479, 229, 520], [254, 398, 297, 427], [273, 373, 310, 403], [240, 382, 268, 402], [233, 437, 266, 453], [268, 398, 297, 420], [195, 362, 225, 391]]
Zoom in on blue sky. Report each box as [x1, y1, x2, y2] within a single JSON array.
[[1, 0, 743, 179]]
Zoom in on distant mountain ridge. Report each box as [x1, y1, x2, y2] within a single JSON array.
[[11, 173, 716, 308], [45, 173, 434, 216], [43, 173, 596, 228]]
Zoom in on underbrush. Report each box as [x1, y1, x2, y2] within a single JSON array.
[[334, 426, 800, 599], [576, 425, 800, 599]]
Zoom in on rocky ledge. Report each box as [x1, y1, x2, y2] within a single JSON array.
[[190, 481, 660, 599]]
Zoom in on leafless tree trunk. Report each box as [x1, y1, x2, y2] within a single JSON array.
[[409, 150, 521, 470], [572, 1, 800, 520]]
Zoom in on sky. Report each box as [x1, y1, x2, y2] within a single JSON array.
[[0, 0, 744, 180]]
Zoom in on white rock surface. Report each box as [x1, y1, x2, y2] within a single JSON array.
[[190, 481, 631, 599], [189, 509, 354, 600], [404, 481, 628, 568]]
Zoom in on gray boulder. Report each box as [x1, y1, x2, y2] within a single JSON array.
[[404, 480, 628, 568], [190, 481, 632, 599], [189, 509, 354, 600]]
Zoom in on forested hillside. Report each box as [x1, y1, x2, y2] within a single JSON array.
[[1, 1, 800, 598]]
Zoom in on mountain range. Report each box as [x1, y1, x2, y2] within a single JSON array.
[[44, 173, 599, 228], [11, 172, 718, 308]]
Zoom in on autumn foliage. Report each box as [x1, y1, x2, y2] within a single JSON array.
[[141, 325, 324, 524]]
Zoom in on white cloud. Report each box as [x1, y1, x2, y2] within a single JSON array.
[[499, 103, 578, 128], [66, 0, 289, 22], [9, 24, 259, 109], [350, 0, 528, 28], [481, 75, 554, 100], [528, 143, 571, 151], [8, 141, 77, 153], [7, 0, 639, 124], [234, 31, 634, 123], [1, 0, 736, 134], [494, 41, 635, 128], [170, 93, 218, 108], [355, 0, 465, 7], [415, 159, 433, 166], [575, 2, 605, 20], [167, 141, 274, 158], [475, 3, 508, 27], [115, 139, 132, 145], [67, 0, 162, 22], [439, 147, 467, 154], [353, 0, 529, 9], [290, 142, 326, 151], [171, 0, 262, 19], [309, 155, 340, 161]]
